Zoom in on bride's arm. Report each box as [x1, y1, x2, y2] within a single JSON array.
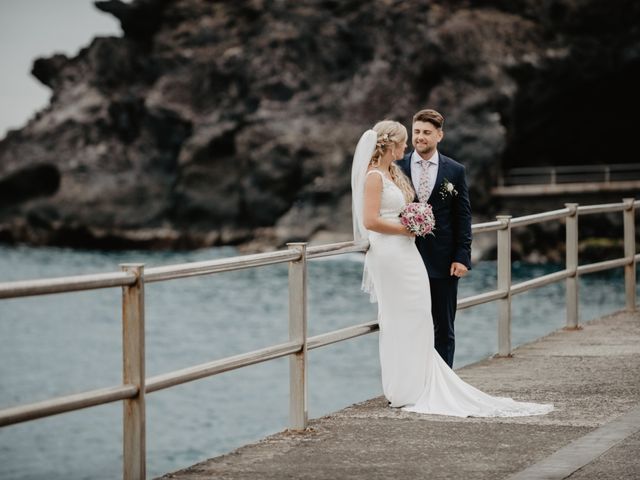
[[363, 174, 414, 236]]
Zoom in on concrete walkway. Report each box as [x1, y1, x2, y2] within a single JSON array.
[[159, 310, 640, 480]]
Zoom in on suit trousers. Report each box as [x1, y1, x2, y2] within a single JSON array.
[[429, 276, 459, 368]]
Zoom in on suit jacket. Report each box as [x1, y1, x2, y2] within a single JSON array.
[[397, 151, 472, 278]]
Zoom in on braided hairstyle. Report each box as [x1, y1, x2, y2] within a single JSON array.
[[370, 120, 415, 203]]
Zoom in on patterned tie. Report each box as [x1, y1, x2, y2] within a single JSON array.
[[418, 159, 431, 203]]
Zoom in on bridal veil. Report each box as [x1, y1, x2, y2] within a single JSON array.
[[351, 129, 377, 302]]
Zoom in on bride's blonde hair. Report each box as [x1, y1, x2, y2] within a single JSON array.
[[370, 120, 415, 203]]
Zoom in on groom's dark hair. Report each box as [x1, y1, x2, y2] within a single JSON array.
[[413, 109, 444, 129]]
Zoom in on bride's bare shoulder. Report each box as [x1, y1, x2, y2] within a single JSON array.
[[364, 169, 384, 188]]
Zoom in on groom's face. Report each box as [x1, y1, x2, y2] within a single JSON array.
[[412, 121, 443, 158]]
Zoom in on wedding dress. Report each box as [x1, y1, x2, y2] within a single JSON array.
[[352, 131, 553, 417]]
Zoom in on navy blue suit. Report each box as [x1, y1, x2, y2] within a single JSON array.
[[397, 151, 472, 367]]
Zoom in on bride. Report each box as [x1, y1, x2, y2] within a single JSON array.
[[351, 120, 553, 417]]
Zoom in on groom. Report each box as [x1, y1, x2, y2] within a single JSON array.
[[398, 109, 472, 368]]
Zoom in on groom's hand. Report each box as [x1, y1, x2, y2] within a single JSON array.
[[450, 262, 468, 278]]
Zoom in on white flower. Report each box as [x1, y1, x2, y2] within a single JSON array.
[[439, 179, 458, 199]]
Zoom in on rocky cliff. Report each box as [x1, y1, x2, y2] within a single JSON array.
[[1, 0, 638, 252]]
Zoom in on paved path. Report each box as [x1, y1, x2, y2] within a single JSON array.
[[159, 310, 640, 479]]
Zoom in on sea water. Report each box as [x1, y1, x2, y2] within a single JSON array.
[[0, 245, 635, 479]]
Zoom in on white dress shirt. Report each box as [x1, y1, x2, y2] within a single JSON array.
[[411, 149, 439, 199]]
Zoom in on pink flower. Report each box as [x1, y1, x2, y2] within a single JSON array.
[[399, 202, 436, 236]]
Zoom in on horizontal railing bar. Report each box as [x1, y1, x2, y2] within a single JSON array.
[[0, 272, 136, 300], [307, 321, 379, 350], [507, 164, 640, 174], [0, 384, 138, 427], [577, 203, 626, 215], [555, 174, 612, 182], [307, 240, 368, 259], [577, 257, 632, 275], [472, 221, 504, 233], [492, 181, 640, 196], [1, 203, 635, 296], [145, 340, 301, 393], [510, 208, 570, 228], [457, 289, 507, 309], [511, 270, 571, 296], [144, 250, 300, 283]]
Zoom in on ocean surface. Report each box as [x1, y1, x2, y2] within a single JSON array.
[[0, 245, 635, 479]]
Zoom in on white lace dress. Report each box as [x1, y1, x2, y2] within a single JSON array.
[[364, 169, 553, 417]]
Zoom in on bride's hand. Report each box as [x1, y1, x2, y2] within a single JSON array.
[[401, 225, 416, 237]]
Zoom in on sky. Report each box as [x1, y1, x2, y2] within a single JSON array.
[[0, 0, 122, 139]]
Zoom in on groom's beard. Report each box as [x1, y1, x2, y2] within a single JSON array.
[[414, 143, 436, 158]]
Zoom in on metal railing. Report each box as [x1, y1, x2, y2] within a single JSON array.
[[498, 163, 640, 186], [0, 198, 638, 479]]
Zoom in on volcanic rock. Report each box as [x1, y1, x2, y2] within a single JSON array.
[[0, 0, 638, 254]]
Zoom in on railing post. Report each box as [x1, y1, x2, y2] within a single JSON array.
[[550, 168, 557, 185], [623, 198, 637, 312], [287, 243, 308, 430], [496, 215, 512, 357], [120, 264, 146, 480], [565, 204, 580, 329]]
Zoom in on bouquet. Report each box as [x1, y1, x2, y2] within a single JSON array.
[[399, 202, 436, 237]]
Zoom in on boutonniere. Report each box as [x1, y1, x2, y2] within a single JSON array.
[[439, 178, 458, 199]]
